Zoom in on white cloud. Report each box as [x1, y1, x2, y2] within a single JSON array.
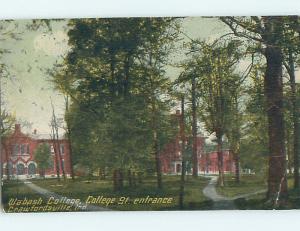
[[33, 31, 69, 56]]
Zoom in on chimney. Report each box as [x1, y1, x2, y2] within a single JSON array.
[[15, 124, 21, 133], [33, 129, 37, 135]]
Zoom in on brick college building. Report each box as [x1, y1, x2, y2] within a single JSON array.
[[1, 115, 235, 179], [1, 124, 72, 179], [160, 110, 236, 175]]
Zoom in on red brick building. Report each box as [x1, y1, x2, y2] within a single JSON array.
[[160, 110, 236, 175], [198, 150, 235, 174], [160, 135, 206, 174], [1, 124, 72, 179]]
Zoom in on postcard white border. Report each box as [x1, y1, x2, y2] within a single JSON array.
[[1, 1, 300, 231]]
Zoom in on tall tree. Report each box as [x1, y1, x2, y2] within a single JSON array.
[[0, 110, 16, 180], [225, 77, 244, 183], [177, 68, 199, 178], [50, 101, 65, 181], [284, 52, 300, 188], [221, 16, 292, 204], [191, 74, 198, 177], [64, 95, 75, 180], [241, 65, 269, 175], [51, 18, 180, 190], [184, 40, 241, 186], [179, 95, 187, 209]]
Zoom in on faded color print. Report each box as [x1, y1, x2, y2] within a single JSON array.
[[1, 16, 300, 212]]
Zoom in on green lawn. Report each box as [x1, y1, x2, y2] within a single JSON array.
[[222, 174, 300, 209], [4, 174, 300, 211], [1, 175, 212, 212], [1, 180, 51, 212], [216, 174, 267, 198]]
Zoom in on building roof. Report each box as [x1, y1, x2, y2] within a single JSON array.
[[28, 133, 66, 140], [12, 124, 66, 140]]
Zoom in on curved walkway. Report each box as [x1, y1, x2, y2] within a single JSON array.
[[24, 180, 111, 211], [202, 176, 235, 209], [202, 176, 266, 210]]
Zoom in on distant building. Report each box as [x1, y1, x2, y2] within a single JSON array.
[[199, 150, 235, 174], [1, 124, 72, 179], [1, 117, 235, 179], [160, 110, 236, 175]]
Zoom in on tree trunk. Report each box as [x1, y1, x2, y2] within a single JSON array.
[[113, 169, 124, 191], [287, 49, 300, 189], [51, 103, 61, 181], [65, 96, 75, 180], [286, 127, 293, 175], [56, 140, 66, 181], [101, 168, 106, 180], [216, 131, 224, 187], [264, 45, 288, 203], [132, 171, 137, 187], [67, 132, 75, 180], [98, 168, 101, 180], [98, 168, 106, 180], [54, 119, 66, 181], [54, 149, 60, 181], [152, 99, 162, 189], [113, 169, 118, 191], [153, 129, 162, 189], [233, 95, 240, 183], [119, 169, 124, 190], [191, 75, 198, 177], [123, 53, 132, 97], [51, 128, 60, 181], [128, 169, 132, 187], [148, 52, 162, 190], [233, 146, 240, 184], [179, 96, 186, 209], [4, 142, 10, 181], [138, 172, 143, 184]]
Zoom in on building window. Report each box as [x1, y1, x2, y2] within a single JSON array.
[[28, 163, 36, 175], [12, 144, 19, 155], [60, 144, 65, 155], [17, 163, 25, 175], [50, 144, 54, 154], [21, 144, 25, 154], [19, 144, 29, 155]]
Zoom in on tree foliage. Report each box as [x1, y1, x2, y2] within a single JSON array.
[[34, 143, 51, 177]]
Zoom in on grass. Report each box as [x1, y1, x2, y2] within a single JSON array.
[[5, 174, 300, 211], [1, 180, 51, 212], [226, 174, 300, 209], [216, 174, 267, 198], [1, 175, 212, 212]]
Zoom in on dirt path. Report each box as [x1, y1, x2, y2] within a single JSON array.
[[24, 180, 111, 211], [202, 176, 267, 210], [202, 176, 236, 209]]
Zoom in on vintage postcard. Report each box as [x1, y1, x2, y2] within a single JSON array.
[[0, 16, 299, 212]]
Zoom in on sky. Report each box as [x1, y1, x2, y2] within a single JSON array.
[[1, 17, 299, 135], [1, 20, 69, 134]]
